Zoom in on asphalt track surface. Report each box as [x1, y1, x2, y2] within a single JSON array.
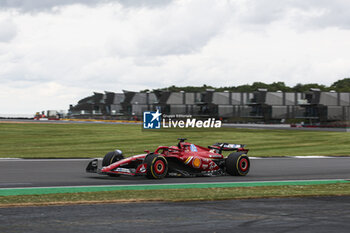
[[0, 157, 349, 188], [1, 196, 350, 233], [1, 158, 350, 233]]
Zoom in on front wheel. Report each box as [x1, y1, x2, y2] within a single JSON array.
[[102, 151, 124, 177], [144, 154, 168, 179], [225, 152, 250, 176]]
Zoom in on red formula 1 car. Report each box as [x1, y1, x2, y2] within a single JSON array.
[[86, 138, 250, 179]]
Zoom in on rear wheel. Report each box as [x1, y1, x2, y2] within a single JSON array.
[[102, 151, 124, 177], [225, 152, 250, 176], [144, 154, 168, 179]]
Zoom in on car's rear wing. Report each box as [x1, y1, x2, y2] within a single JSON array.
[[209, 143, 247, 154]]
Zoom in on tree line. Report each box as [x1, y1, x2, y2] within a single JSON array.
[[141, 78, 350, 93]]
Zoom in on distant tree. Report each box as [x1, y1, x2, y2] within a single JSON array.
[[139, 78, 350, 93], [330, 78, 350, 92], [292, 83, 304, 92], [269, 82, 292, 92], [148, 84, 216, 92], [234, 84, 254, 92], [292, 83, 329, 92], [251, 82, 269, 90]]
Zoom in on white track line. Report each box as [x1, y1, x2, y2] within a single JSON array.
[[0, 158, 22, 160], [290, 156, 333, 158], [0, 179, 347, 190]]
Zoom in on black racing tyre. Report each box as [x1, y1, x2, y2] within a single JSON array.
[[102, 151, 124, 166], [102, 151, 124, 177], [144, 153, 168, 179], [225, 152, 250, 176]]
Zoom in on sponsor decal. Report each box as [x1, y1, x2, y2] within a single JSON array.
[[115, 167, 131, 173], [218, 143, 243, 149], [192, 157, 202, 168], [184, 156, 193, 165], [190, 144, 198, 152], [139, 164, 146, 173], [209, 162, 217, 170], [209, 154, 222, 158]]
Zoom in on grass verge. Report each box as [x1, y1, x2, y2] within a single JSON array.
[[1, 183, 349, 207], [1, 122, 350, 158]]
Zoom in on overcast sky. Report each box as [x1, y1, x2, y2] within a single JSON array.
[[1, 0, 350, 114]]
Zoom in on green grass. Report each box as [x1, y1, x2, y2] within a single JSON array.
[[1, 183, 349, 207], [0, 122, 350, 158]]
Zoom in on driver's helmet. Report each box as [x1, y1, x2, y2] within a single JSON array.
[[114, 149, 123, 156]]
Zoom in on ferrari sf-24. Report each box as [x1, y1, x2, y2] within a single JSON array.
[[86, 138, 250, 179]]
